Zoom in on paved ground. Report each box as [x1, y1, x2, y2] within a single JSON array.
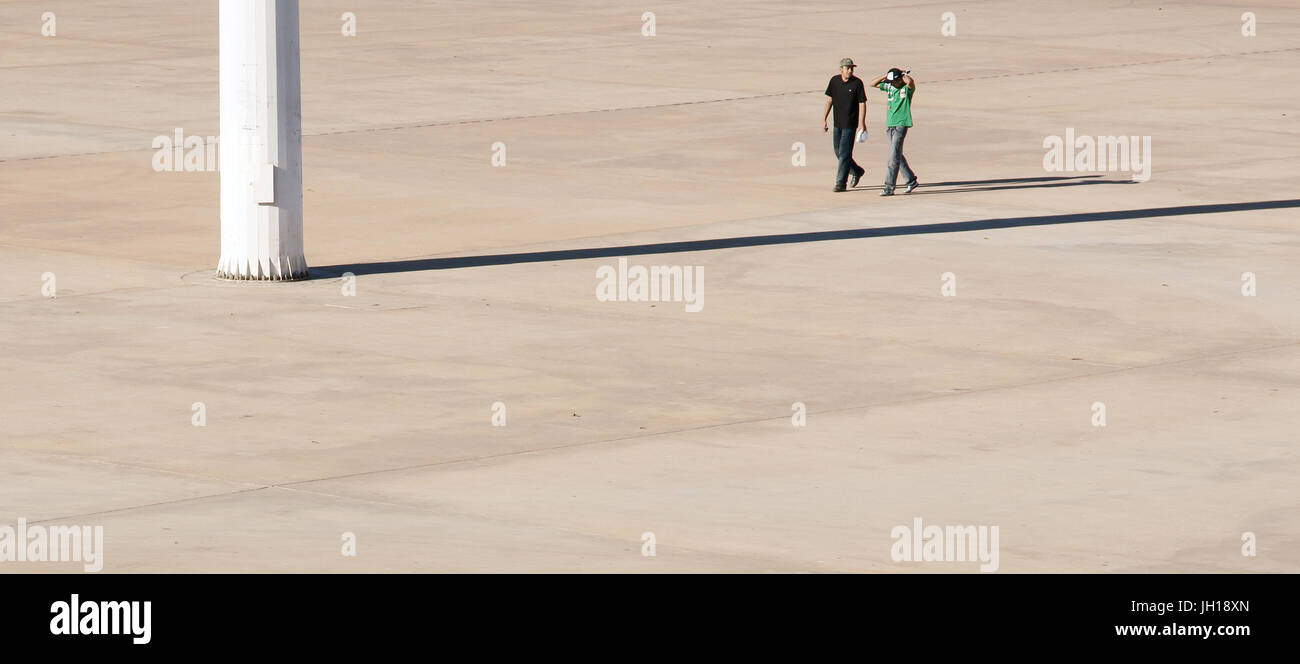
[[1, 0, 1297, 572]]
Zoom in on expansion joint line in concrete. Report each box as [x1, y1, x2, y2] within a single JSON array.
[[21, 338, 1298, 528], [2, 46, 1295, 163], [305, 47, 1300, 137]]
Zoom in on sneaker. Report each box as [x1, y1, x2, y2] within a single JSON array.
[[904, 179, 919, 193], [833, 185, 847, 192], [849, 172, 862, 188], [879, 189, 894, 196]]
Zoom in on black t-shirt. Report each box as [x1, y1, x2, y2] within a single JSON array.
[[825, 75, 866, 129]]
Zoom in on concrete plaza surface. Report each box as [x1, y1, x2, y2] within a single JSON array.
[[1, 0, 1298, 572]]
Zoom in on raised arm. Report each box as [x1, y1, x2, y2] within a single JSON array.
[[867, 74, 886, 87], [903, 72, 916, 90]]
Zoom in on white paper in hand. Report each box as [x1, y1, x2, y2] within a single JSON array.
[[856, 128, 868, 143]]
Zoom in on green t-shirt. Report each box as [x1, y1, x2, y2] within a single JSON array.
[[877, 82, 914, 127]]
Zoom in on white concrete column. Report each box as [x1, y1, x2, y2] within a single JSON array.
[[217, 0, 307, 280]]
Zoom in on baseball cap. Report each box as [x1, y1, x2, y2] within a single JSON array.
[[885, 68, 903, 81], [839, 58, 856, 68]]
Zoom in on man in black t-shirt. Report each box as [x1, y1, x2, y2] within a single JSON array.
[[821, 57, 867, 192]]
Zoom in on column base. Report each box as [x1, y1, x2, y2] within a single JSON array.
[[215, 256, 310, 281]]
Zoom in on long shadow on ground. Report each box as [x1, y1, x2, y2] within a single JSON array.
[[311, 199, 1300, 278], [851, 174, 1135, 195]]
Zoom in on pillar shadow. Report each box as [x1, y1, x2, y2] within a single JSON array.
[[311, 199, 1300, 278]]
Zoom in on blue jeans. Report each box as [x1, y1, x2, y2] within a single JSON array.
[[884, 126, 916, 192], [832, 126, 864, 187]]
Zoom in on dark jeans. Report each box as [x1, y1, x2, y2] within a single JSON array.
[[832, 126, 864, 187], [884, 125, 916, 191]]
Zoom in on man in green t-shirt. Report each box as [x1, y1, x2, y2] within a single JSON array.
[[867, 68, 918, 195]]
